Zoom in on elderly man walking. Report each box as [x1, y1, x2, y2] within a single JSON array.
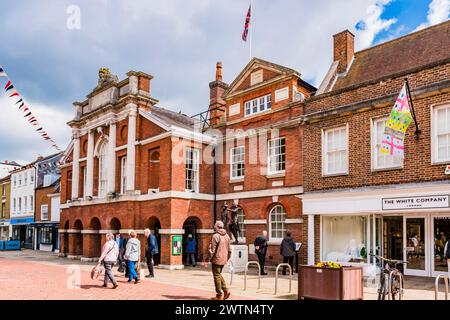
[[144, 228, 158, 278], [206, 221, 232, 300], [98, 232, 119, 289]]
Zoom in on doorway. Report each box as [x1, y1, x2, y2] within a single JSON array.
[[404, 217, 428, 276], [182, 218, 200, 265], [146, 217, 161, 265]]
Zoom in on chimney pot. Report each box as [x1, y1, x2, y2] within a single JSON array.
[[333, 30, 355, 74], [216, 62, 223, 81]]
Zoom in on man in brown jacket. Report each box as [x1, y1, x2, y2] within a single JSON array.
[[207, 220, 232, 300]]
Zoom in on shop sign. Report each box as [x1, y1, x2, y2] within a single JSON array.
[[172, 235, 183, 256], [445, 165, 450, 175], [382, 195, 450, 210]]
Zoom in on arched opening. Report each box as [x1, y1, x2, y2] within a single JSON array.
[[110, 218, 121, 231], [268, 204, 287, 242], [148, 148, 160, 190], [146, 216, 161, 265], [120, 125, 128, 143], [182, 217, 202, 265], [73, 219, 83, 256], [89, 217, 102, 257]]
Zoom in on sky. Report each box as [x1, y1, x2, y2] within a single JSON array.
[[0, 0, 449, 164]]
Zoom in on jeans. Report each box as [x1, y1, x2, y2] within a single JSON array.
[[186, 253, 196, 266], [103, 261, 117, 286], [212, 264, 228, 295], [282, 256, 294, 275], [257, 253, 266, 274], [127, 260, 138, 281], [146, 253, 154, 276]]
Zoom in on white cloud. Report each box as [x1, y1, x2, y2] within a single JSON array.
[[354, 0, 397, 50], [415, 0, 450, 31]]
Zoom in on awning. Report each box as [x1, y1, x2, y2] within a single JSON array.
[[10, 217, 34, 225]]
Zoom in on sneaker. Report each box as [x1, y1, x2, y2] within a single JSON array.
[[145, 274, 154, 278], [112, 284, 118, 289], [223, 291, 231, 300], [211, 295, 224, 300]]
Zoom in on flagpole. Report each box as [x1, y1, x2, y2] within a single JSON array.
[[249, 0, 253, 60], [404, 77, 421, 139]]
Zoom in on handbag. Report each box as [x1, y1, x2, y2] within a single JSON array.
[[91, 264, 104, 280]]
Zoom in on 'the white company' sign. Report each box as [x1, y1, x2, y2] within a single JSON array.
[[382, 195, 450, 210]]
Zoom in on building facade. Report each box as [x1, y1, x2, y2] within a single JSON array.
[[301, 21, 450, 277], [33, 153, 62, 251], [0, 175, 11, 240], [10, 164, 36, 248], [59, 70, 215, 268]]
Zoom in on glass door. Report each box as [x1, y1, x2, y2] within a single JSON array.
[[432, 216, 450, 277], [404, 217, 429, 276]]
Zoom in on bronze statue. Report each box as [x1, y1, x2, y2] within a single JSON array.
[[228, 203, 241, 244], [221, 201, 230, 232]]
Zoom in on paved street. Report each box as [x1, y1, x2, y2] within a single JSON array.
[[0, 250, 446, 300]]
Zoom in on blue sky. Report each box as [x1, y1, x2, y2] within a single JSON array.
[[0, 0, 448, 164]]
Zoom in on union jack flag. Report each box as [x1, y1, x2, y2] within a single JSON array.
[[242, 3, 252, 42]]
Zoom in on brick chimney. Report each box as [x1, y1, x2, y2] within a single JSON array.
[[333, 30, 355, 74], [209, 62, 229, 127]]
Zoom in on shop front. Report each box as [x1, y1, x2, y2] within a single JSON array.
[[0, 220, 10, 240], [10, 217, 34, 249], [303, 182, 450, 277], [33, 222, 59, 252]]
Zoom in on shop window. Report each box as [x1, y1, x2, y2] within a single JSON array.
[[432, 104, 450, 163], [230, 146, 245, 180], [40, 227, 52, 244], [322, 216, 368, 263], [268, 138, 286, 175], [322, 125, 349, 176], [372, 117, 403, 170], [269, 205, 286, 241]]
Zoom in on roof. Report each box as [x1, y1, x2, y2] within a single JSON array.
[[145, 106, 199, 130], [333, 20, 450, 91]]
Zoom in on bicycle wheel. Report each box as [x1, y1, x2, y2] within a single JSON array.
[[378, 273, 389, 300], [391, 273, 404, 300]]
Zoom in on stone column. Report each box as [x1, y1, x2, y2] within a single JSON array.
[[126, 104, 137, 192], [107, 120, 117, 194], [307, 215, 315, 265], [71, 131, 80, 200], [85, 129, 95, 198]]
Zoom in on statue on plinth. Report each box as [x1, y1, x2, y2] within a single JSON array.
[[221, 201, 230, 233], [228, 203, 241, 245]]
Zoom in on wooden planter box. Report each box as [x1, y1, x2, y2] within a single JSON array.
[[299, 265, 363, 300]]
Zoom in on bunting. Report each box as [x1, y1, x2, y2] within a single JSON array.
[[0, 65, 61, 151]]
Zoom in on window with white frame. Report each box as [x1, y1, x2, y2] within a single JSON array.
[[98, 142, 108, 198], [18, 174, 22, 186], [24, 173, 27, 184], [244, 94, 271, 117], [18, 197, 21, 212], [24, 196, 27, 211], [433, 105, 450, 163], [185, 148, 199, 192], [230, 146, 245, 179], [30, 195, 33, 211], [322, 126, 349, 175], [269, 205, 286, 241], [41, 204, 49, 221], [372, 117, 403, 170], [13, 176, 16, 187], [120, 156, 127, 194], [30, 172, 34, 183], [83, 167, 87, 198], [268, 138, 286, 174], [13, 198, 16, 212]]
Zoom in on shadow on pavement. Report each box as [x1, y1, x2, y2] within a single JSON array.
[[162, 295, 209, 300]]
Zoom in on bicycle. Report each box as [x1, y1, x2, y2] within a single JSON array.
[[370, 254, 407, 300]]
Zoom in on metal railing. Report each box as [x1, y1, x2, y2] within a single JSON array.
[[227, 260, 234, 285], [274, 263, 292, 295], [244, 261, 261, 291], [435, 274, 449, 300]]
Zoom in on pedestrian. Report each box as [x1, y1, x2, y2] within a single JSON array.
[[254, 230, 268, 275], [115, 234, 124, 272], [144, 228, 158, 278], [124, 230, 141, 284], [280, 231, 296, 275], [98, 232, 119, 289], [205, 221, 231, 300], [185, 234, 197, 267], [122, 235, 129, 277]]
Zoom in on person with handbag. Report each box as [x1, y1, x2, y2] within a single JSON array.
[[144, 228, 158, 278], [98, 232, 119, 289], [205, 221, 231, 300], [124, 230, 141, 284]]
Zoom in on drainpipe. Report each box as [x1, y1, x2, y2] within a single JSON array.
[[213, 147, 217, 225]]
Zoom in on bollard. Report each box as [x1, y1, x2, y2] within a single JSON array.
[[275, 263, 292, 295], [435, 274, 449, 300], [244, 261, 261, 291], [227, 260, 234, 285]]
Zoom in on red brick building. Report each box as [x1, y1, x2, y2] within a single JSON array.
[[301, 21, 450, 277]]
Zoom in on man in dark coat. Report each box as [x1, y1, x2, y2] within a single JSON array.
[[280, 231, 296, 275], [254, 230, 268, 275], [144, 228, 159, 278]]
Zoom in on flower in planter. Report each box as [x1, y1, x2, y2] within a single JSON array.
[[315, 261, 342, 269]]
